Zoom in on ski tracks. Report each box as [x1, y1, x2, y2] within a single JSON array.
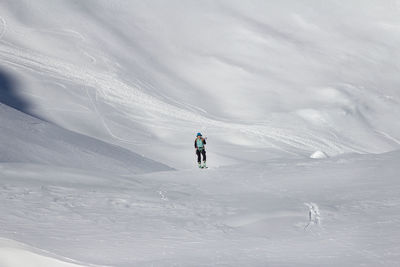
[[0, 16, 6, 40], [0, 38, 357, 155], [304, 202, 321, 230]]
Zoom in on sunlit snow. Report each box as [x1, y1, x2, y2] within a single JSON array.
[[1, 0, 400, 266]]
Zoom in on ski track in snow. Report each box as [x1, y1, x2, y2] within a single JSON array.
[[2, 155, 400, 266], [304, 202, 321, 230], [0, 19, 360, 155], [0, 43, 357, 155], [0, 16, 6, 40], [23, 26, 98, 65], [375, 130, 400, 145], [85, 86, 135, 145], [29, 28, 86, 42], [0, 2, 400, 266]]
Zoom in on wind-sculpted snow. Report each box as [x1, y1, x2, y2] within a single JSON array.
[[0, 104, 171, 174], [0, 44, 344, 156], [1, 0, 400, 168], [0, 42, 357, 167], [1, 1, 400, 266], [1, 152, 400, 266], [0, 238, 98, 267]]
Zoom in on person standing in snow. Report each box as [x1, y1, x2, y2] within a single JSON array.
[[194, 132, 207, 168]]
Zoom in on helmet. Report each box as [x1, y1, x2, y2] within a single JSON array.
[[196, 132, 202, 136]]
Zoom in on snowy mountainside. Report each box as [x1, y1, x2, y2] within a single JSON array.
[[1, 1, 400, 266], [1, 0, 400, 168], [0, 238, 89, 267], [0, 103, 171, 174]]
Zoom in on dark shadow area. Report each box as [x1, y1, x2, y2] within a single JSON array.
[[0, 66, 45, 120], [0, 67, 31, 111]]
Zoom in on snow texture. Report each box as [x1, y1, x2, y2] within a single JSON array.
[[1, 0, 400, 266], [310, 151, 328, 159]]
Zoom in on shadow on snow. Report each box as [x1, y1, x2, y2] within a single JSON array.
[[0, 66, 45, 120]]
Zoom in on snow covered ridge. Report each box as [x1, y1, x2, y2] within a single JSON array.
[[0, 238, 98, 267], [310, 150, 328, 159], [1, 2, 400, 265], [1, 0, 400, 168], [0, 103, 172, 174]]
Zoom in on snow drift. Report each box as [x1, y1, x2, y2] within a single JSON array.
[[0, 103, 171, 174], [1, 0, 400, 168], [1, 0, 400, 266], [0, 238, 92, 267]]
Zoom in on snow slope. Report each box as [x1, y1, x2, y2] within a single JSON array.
[[0, 238, 94, 267], [1, 0, 400, 168], [1, 152, 400, 266], [0, 103, 171, 174], [1, 0, 400, 266]]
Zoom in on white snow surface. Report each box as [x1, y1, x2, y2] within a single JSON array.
[[1, 0, 400, 266], [0, 238, 93, 267], [310, 150, 328, 159], [1, 154, 400, 266]]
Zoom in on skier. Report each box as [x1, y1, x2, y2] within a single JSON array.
[[194, 132, 207, 168]]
